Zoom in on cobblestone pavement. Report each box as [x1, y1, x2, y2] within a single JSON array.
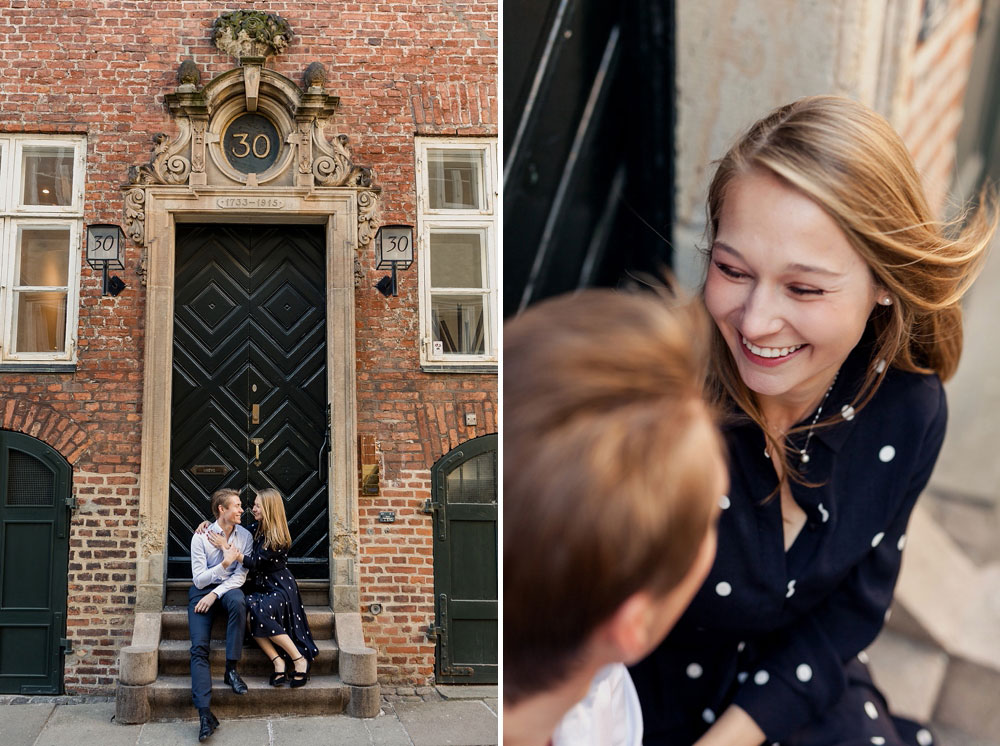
[[0, 687, 499, 746]]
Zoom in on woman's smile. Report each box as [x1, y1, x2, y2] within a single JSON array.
[[704, 167, 880, 415]]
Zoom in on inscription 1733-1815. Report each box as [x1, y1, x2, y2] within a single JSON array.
[[223, 112, 281, 174]]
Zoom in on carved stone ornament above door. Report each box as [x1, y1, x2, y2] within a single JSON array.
[[122, 14, 380, 274]]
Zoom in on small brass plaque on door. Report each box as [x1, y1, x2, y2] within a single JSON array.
[[190, 465, 232, 476]]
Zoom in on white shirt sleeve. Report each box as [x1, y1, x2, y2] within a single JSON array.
[[211, 526, 252, 598], [552, 664, 643, 746], [190, 532, 227, 589]]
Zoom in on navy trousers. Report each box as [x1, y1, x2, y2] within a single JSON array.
[[188, 584, 246, 709]]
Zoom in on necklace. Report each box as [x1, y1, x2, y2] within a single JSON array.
[[797, 371, 839, 466], [763, 371, 839, 466]]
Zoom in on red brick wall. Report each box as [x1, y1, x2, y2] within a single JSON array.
[[65, 471, 140, 690], [900, 0, 982, 215], [0, 0, 497, 692]]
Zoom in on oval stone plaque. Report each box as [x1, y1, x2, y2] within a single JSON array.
[[223, 113, 280, 174]]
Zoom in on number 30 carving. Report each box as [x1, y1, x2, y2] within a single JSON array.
[[231, 132, 272, 159]]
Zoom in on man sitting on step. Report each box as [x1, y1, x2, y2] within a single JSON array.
[[189, 487, 254, 742]]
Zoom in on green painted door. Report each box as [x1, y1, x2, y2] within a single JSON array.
[[429, 434, 498, 683], [168, 224, 329, 580], [0, 430, 72, 694]]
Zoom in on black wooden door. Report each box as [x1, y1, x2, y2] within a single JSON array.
[[429, 434, 498, 683], [0, 430, 71, 694], [168, 224, 329, 579]]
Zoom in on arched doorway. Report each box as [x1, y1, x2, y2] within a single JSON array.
[[428, 434, 497, 684], [0, 430, 72, 694]]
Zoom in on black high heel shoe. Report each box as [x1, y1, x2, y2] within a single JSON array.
[[289, 655, 310, 688], [269, 655, 287, 686]]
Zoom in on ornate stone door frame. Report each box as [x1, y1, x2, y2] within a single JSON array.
[[125, 56, 378, 614]]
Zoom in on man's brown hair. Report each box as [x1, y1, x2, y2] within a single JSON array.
[[210, 488, 240, 520], [504, 289, 722, 704]]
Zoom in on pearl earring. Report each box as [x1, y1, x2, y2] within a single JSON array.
[[879, 296, 893, 306]]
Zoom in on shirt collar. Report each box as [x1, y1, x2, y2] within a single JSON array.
[[807, 330, 878, 454]]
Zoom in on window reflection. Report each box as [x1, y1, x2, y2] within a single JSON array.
[[431, 295, 486, 355], [15, 291, 67, 352], [427, 149, 483, 209], [18, 228, 70, 286], [22, 146, 75, 206]]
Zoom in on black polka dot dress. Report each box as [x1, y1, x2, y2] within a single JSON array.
[[630, 336, 945, 746], [241, 521, 319, 661]]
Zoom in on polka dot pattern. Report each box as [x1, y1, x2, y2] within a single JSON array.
[[872, 532, 884, 548], [686, 663, 703, 679], [795, 664, 812, 682], [754, 670, 769, 685], [702, 708, 715, 724], [786, 580, 796, 598], [871, 738, 885, 745], [857, 650, 870, 664], [715, 581, 732, 597], [875, 359, 887, 374], [841, 404, 856, 421], [818, 503, 829, 523], [864, 700, 878, 719], [719, 495, 731, 510], [737, 671, 748, 683], [897, 534, 906, 551], [916, 729, 933, 746], [737, 641, 746, 653], [879, 445, 896, 463]]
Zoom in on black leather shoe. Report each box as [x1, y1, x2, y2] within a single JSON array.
[[198, 712, 216, 742], [224, 668, 248, 695]]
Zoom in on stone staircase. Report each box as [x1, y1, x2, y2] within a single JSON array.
[[115, 582, 380, 723], [867, 501, 1000, 743]]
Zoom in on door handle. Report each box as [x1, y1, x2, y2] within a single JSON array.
[[251, 403, 260, 425], [250, 438, 264, 467]]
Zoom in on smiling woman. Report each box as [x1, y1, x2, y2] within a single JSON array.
[[630, 95, 998, 746]]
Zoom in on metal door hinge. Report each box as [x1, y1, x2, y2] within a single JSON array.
[[426, 623, 442, 641], [59, 638, 73, 654], [65, 496, 77, 511], [422, 499, 437, 515]]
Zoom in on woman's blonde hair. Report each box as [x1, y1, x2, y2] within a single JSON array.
[[254, 488, 292, 550], [704, 95, 996, 486]]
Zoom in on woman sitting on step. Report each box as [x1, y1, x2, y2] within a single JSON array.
[[206, 488, 318, 687]]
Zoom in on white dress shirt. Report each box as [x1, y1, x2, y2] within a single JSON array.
[[552, 664, 644, 746], [190, 520, 254, 598]]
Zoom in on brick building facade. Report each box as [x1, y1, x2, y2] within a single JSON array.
[[0, 0, 497, 701]]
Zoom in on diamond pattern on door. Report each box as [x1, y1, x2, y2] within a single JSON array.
[[168, 224, 328, 580]]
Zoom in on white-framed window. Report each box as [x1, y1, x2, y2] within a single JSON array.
[[0, 136, 86, 366], [416, 137, 497, 369]]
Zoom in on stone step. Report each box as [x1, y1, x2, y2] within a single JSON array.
[[160, 605, 334, 640], [147, 674, 348, 720], [157, 638, 339, 676], [932, 562, 1000, 741], [165, 580, 330, 607], [867, 628, 949, 724]]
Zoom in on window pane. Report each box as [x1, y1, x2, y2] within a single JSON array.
[[427, 149, 483, 209], [430, 232, 484, 289], [14, 291, 67, 353], [446, 452, 496, 504], [21, 146, 75, 206], [18, 227, 70, 286], [431, 294, 486, 355]]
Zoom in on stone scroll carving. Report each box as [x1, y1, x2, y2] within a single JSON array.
[[122, 19, 379, 252], [127, 126, 193, 187], [357, 189, 380, 249]]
